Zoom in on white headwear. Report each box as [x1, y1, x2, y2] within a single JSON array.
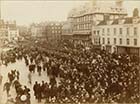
[[20, 95, 27, 101]]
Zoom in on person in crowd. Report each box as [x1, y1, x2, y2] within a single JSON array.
[[23, 86, 30, 94], [0, 74, 3, 85], [36, 83, 42, 103], [15, 86, 31, 104], [1, 40, 139, 103], [41, 81, 45, 98], [37, 63, 42, 76], [33, 81, 39, 99], [29, 63, 35, 73], [24, 55, 29, 66], [16, 70, 20, 80], [28, 72, 32, 84], [3, 81, 11, 96]]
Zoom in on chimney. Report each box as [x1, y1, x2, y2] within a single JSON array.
[[133, 8, 139, 18], [116, 0, 123, 7]]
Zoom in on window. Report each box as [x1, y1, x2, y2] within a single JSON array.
[[90, 15, 92, 20], [127, 39, 130, 45], [89, 24, 91, 29], [83, 16, 86, 21], [107, 38, 110, 44], [94, 31, 96, 35], [83, 24, 85, 29], [114, 38, 117, 44], [114, 28, 116, 35], [134, 39, 137, 45], [102, 38, 105, 44], [134, 27, 137, 36], [99, 38, 101, 44], [107, 28, 110, 35], [120, 38, 122, 45], [97, 30, 100, 35], [87, 24, 89, 29], [102, 28, 105, 35], [126, 28, 129, 35], [119, 28, 122, 35]]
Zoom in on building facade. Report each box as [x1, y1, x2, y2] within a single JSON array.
[[7, 21, 19, 42], [66, 0, 127, 44], [0, 19, 19, 46], [62, 21, 73, 40], [92, 14, 140, 56], [30, 21, 63, 45], [30, 23, 45, 39], [45, 22, 63, 42]]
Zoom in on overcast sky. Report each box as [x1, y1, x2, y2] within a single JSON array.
[[1, 0, 140, 25]]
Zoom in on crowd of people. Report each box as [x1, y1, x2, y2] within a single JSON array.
[[0, 39, 140, 103], [3, 69, 31, 104]]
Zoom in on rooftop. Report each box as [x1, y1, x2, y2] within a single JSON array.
[[97, 17, 140, 26], [68, 1, 127, 18]]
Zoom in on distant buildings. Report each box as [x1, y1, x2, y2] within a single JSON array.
[[30, 23, 45, 39], [61, 0, 140, 56], [62, 0, 127, 45], [92, 9, 140, 56], [61, 21, 73, 40], [0, 19, 19, 45], [30, 21, 63, 42], [17, 25, 31, 41], [45, 22, 63, 42]]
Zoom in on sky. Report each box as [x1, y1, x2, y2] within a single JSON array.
[[1, 0, 140, 25]]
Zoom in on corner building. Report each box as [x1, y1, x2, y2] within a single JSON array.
[[92, 15, 140, 56], [67, 0, 127, 45]]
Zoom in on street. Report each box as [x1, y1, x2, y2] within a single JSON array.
[[0, 0, 139, 103], [0, 58, 59, 104]]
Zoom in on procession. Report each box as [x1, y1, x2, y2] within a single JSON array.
[[0, 0, 140, 104], [0, 38, 139, 104]]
